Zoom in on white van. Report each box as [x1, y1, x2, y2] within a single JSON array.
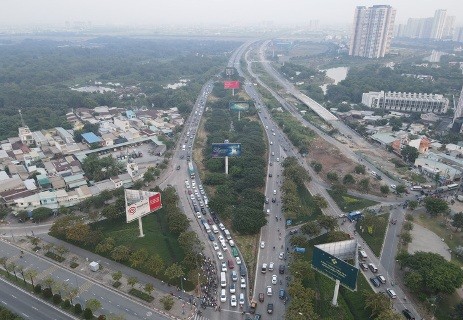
[[220, 272, 227, 288], [359, 250, 368, 260], [386, 288, 397, 299], [212, 225, 219, 234]]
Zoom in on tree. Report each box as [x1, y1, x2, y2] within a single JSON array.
[[25, 268, 38, 287], [290, 235, 308, 247], [111, 245, 130, 262], [111, 271, 122, 282], [32, 207, 53, 222], [424, 197, 449, 216], [127, 276, 138, 288], [395, 185, 406, 194], [144, 255, 165, 276], [301, 221, 320, 236], [358, 178, 370, 192], [310, 161, 322, 173], [326, 172, 339, 182], [144, 283, 154, 295], [403, 221, 414, 231], [66, 222, 91, 243], [67, 287, 78, 304], [318, 215, 337, 231], [400, 231, 412, 245], [83, 308, 93, 320], [86, 299, 102, 313], [354, 165, 366, 174], [326, 231, 351, 242], [129, 248, 148, 268], [164, 263, 184, 281], [380, 185, 390, 195], [6, 262, 18, 280], [160, 295, 175, 310], [452, 212, 463, 228], [363, 291, 391, 317], [403, 271, 423, 292], [331, 183, 347, 195], [343, 173, 355, 185], [290, 260, 313, 281], [74, 303, 83, 315], [43, 276, 55, 290], [55, 245, 69, 258], [95, 237, 116, 254], [408, 200, 418, 210], [313, 195, 328, 208], [30, 237, 41, 247], [401, 145, 419, 163]]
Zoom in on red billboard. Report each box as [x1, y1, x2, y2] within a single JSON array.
[[149, 192, 162, 211], [224, 81, 240, 89]]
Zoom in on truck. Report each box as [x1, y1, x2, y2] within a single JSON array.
[[457, 194, 463, 202], [187, 161, 195, 178], [347, 211, 362, 222], [249, 300, 257, 314], [224, 229, 232, 240], [203, 223, 211, 233]]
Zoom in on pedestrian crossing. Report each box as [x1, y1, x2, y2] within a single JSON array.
[[192, 313, 209, 320]]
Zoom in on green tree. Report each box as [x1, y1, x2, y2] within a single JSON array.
[[363, 291, 391, 317], [144, 283, 154, 295], [400, 231, 412, 245], [290, 235, 308, 247], [326, 172, 339, 182], [300, 221, 320, 236], [111, 245, 130, 262], [401, 145, 419, 163], [403, 271, 423, 292], [424, 197, 449, 216], [380, 185, 390, 195], [112, 271, 122, 282], [326, 231, 351, 242], [25, 268, 39, 287], [403, 221, 414, 231], [354, 165, 366, 174], [452, 212, 463, 228], [95, 237, 116, 254], [313, 194, 328, 208], [310, 161, 322, 173], [127, 276, 138, 288], [32, 207, 53, 222], [55, 245, 69, 258], [318, 215, 337, 231], [85, 298, 102, 313], [164, 263, 184, 281], [129, 248, 148, 268], [343, 173, 355, 185], [144, 255, 165, 276], [83, 308, 93, 320], [408, 200, 418, 210], [160, 295, 175, 310], [358, 178, 370, 192], [395, 184, 406, 194]]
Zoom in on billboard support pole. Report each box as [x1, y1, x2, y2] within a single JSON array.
[[331, 279, 340, 306], [138, 217, 145, 237], [238, 111, 241, 121], [225, 156, 229, 175], [232, 88, 234, 96]]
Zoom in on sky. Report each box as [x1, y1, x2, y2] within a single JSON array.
[[1, 0, 462, 27]]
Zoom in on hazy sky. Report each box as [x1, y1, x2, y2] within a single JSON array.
[[1, 0, 462, 27]]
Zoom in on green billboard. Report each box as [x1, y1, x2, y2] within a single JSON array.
[[312, 246, 358, 291], [229, 101, 250, 111]]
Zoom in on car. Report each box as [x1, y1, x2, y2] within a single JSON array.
[[272, 198, 276, 203], [289, 229, 298, 235], [261, 263, 267, 273], [196, 212, 202, 219], [390, 184, 397, 189], [270, 141, 273, 145], [240, 277, 246, 289], [266, 286, 272, 296], [267, 303, 274, 314], [272, 132, 276, 136], [259, 293, 264, 302], [218, 223, 225, 231], [230, 294, 237, 307], [269, 262, 274, 271], [228, 259, 235, 269], [266, 209, 270, 215], [221, 261, 227, 272], [370, 277, 381, 287], [220, 289, 227, 302], [260, 241, 265, 249], [276, 157, 280, 162], [236, 257, 242, 265], [212, 242, 219, 251], [360, 262, 368, 271], [279, 264, 285, 274], [229, 283, 236, 293], [229, 239, 235, 247], [208, 234, 215, 241], [221, 241, 228, 251], [368, 263, 378, 273], [250, 300, 257, 314], [272, 275, 277, 285], [231, 270, 238, 282], [207, 218, 213, 225], [217, 251, 224, 260], [402, 309, 415, 320], [218, 235, 224, 242], [279, 252, 284, 260], [279, 288, 286, 300], [273, 189, 277, 195], [377, 275, 386, 284], [265, 198, 269, 204], [176, 165, 181, 170], [269, 173, 272, 177], [190, 194, 195, 200], [239, 293, 245, 305], [386, 288, 397, 299]]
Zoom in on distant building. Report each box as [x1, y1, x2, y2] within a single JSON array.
[[453, 85, 463, 123], [81, 132, 102, 145], [362, 91, 449, 114], [349, 5, 396, 58], [18, 127, 34, 146], [400, 9, 454, 40]]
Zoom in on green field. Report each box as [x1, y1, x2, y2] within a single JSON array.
[[355, 213, 390, 257], [327, 190, 378, 212], [293, 184, 323, 225]]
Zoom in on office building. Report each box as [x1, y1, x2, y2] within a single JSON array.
[[454, 86, 463, 123], [430, 9, 447, 39], [362, 91, 449, 114], [400, 9, 454, 40], [349, 5, 396, 58]]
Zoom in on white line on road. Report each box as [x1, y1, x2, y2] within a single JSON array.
[[11, 295, 16, 299], [1, 300, 6, 305], [22, 313, 29, 318]]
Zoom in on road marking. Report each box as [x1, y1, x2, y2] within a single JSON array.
[[32, 306, 38, 310], [11, 295, 16, 299], [22, 313, 29, 318], [1, 300, 6, 305]]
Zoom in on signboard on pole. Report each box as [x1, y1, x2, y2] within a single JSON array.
[[312, 245, 358, 291], [125, 189, 162, 223], [211, 143, 241, 158], [224, 81, 240, 89], [225, 67, 235, 76], [229, 101, 250, 111]]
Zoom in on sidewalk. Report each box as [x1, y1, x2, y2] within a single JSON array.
[[29, 234, 196, 319]]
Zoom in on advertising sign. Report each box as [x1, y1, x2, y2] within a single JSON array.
[[312, 246, 358, 291], [224, 81, 240, 89], [211, 143, 241, 158], [229, 101, 250, 111], [225, 67, 235, 76], [125, 189, 162, 223]]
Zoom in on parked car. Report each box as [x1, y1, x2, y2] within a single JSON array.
[[259, 293, 264, 302]]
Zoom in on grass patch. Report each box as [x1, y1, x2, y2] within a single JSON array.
[[327, 190, 378, 212], [128, 288, 154, 302], [293, 184, 323, 224], [44, 251, 65, 263], [301, 233, 373, 319], [355, 213, 390, 257], [112, 281, 122, 288], [69, 262, 79, 269], [234, 234, 258, 288]]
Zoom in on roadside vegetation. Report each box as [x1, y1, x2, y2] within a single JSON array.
[[355, 211, 390, 257], [327, 186, 378, 213]]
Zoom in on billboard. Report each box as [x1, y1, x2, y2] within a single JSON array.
[[125, 189, 162, 223], [211, 143, 242, 158], [224, 81, 240, 89], [225, 67, 235, 76], [229, 101, 250, 111], [312, 245, 358, 291]]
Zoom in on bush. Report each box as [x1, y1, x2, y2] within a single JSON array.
[[74, 303, 83, 315], [34, 284, 42, 293], [42, 287, 53, 299], [98, 315, 106, 320], [83, 308, 93, 319], [63, 299, 71, 309], [160, 295, 175, 310], [70, 262, 79, 269], [52, 293, 62, 305], [112, 281, 121, 288], [129, 288, 154, 302], [44, 251, 65, 262]]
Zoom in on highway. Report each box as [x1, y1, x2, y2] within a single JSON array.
[[0, 276, 77, 320]]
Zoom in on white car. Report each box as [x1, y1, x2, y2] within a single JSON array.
[[196, 212, 202, 219], [220, 289, 227, 302], [266, 286, 272, 296], [240, 277, 246, 289], [221, 261, 227, 272], [390, 184, 397, 189], [279, 252, 284, 260], [270, 141, 273, 145], [236, 257, 242, 265], [219, 223, 225, 231], [212, 242, 219, 251], [229, 283, 236, 293], [269, 262, 274, 271], [230, 294, 237, 307], [190, 194, 195, 200], [272, 132, 276, 136], [220, 241, 228, 251], [260, 241, 265, 249], [218, 235, 225, 242], [229, 239, 235, 247], [217, 251, 224, 260], [239, 293, 245, 305], [272, 275, 277, 285]]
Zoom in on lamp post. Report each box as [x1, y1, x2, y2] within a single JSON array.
[[180, 277, 186, 292]]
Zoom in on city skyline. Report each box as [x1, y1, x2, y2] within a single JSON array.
[[0, 0, 462, 27]]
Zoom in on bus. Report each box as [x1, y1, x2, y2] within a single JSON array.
[[447, 183, 459, 191], [348, 211, 362, 222], [220, 271, 227, 288], [359, 250, 368, 260], [411, 185, 422, 191], [231, 247, 239, 257], [187, 161, 195, 178]]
